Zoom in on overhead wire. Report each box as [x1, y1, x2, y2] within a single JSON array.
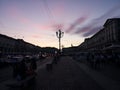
[[42, 0, 64, 31], [42, 0, 56, 25]]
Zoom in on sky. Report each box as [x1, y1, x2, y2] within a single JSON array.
[[0, 0, 120, 48]]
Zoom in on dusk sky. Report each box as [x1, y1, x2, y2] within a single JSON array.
[[0, 0, 120, 48]]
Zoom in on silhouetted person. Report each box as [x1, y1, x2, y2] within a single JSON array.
[[31, 58, 37, 71], [52, 55, 58, 64], [12, 62, 19, 78], [17, 59, 27, 80], [20, 59, 27, 79], [13, 59, 27, 80]]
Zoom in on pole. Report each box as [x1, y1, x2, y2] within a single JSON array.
[[59, 37, 60, 52], [56, 30, 64, 53]]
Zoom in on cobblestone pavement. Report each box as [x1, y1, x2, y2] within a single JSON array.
[[0, 57, 53, 90], [1, 56, 120, 90], [35, 56, 103, 90]]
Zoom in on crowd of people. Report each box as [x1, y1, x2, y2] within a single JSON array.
[[86, 52, 120, 69], [73, 52, 120, 70], [12, 57, 37, 80]]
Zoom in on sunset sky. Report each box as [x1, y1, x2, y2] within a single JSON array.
[[0, 0, 120, 48]]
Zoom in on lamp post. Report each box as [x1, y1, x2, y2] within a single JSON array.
[[56, 29, 64, 53]]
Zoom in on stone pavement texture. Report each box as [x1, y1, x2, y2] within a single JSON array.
[[35, 56, 103, 90], [0, 56, 120, 90], [0, 57, 53, 90], [76, 61, 120, 90]]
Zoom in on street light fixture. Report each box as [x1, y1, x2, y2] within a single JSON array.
[[56, 29, 64, 53]]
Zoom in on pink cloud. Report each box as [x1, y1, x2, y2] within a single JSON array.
[[33, 23, 51, 30], [19, 17, 30, 24], [6, 5, 31, 25], [6, 5, 54, 31], [6, 6, 28, 23], [6, 5, 21, 18], [32, 35, 41, 38]]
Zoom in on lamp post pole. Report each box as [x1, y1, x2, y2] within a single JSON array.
[[56, 29, 64, 53]]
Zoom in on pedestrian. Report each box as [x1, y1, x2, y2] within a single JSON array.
[[52, 55, 58, 64], [12, 62, 19, 78], [25, 57, 37, 76], [17, 59, 27, 80], [31, 58, 37, 71]]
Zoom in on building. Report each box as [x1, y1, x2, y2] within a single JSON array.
[[78, 18, 120, 53], [0, 34, 16, 55], [0, 34, 41, 56]]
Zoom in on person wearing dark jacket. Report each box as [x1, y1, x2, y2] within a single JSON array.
[[31, 58, 37, 71]]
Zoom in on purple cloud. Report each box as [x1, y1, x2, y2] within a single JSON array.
[[82, 26, 102, 37], [94, 4, 120, 21], [74, 4, 120, 37], [75, 25, 93, 34], [65, 16, 88, 33]]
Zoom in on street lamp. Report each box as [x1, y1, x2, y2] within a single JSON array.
[[56, 29, 64, 53]]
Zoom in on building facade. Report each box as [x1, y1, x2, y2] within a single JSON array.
[[0, 34, 41, 56], [78, 18, 120, 53]]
